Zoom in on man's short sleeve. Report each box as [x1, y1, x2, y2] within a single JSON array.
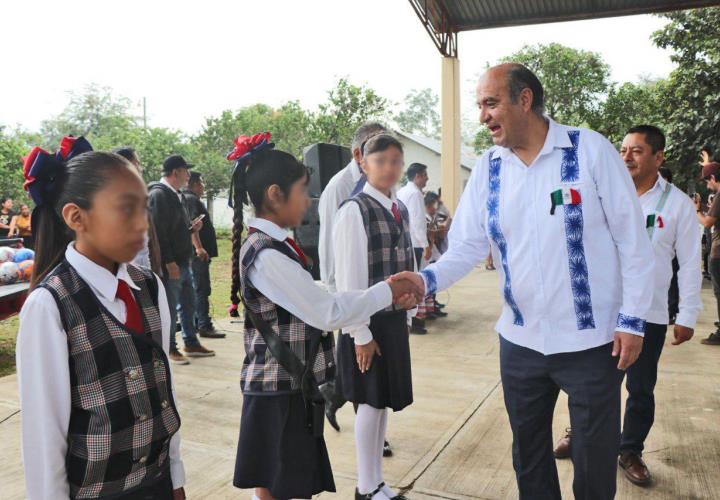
[[709, 195, 720, 218]]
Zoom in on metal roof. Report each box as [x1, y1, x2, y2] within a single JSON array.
[[395, 130, 477, 171], [409, 0, 720, 56]]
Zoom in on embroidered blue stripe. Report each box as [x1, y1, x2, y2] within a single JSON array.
[[419, 269, 437, 296], [488, 154, 523, 326], [616, 313, 646, 334], [561, 131, 595, 330]]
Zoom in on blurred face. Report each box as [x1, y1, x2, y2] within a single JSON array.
[[706, 175, 720, 192], [477, 67, 533, 149], [65, 167, 149, 268], [426, 200, 438, 216], [414, 169, 429, 189], [361, 145, 404, 194], [620, 133, 664, 185], [2, 199, 13, 211], [167, 168, 190, 190], [265, 176, 310, 229], [190, 178, 205, 198], [20, 205, 30, 216]]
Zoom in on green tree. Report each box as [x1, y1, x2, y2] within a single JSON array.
[[500, 43, 611, 126], [588, 79, 668, 146], [395, 88, 440, 139], [311, 78, 390, 147], [0, 127, 30, 203], [652, 7, 720, 187]]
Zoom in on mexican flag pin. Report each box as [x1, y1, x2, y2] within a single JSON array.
[[646, 214, 664, 229], [550, 187, 581, 215]]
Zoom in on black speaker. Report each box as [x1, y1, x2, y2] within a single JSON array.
[[294, 197, 321, 280], [303, 143, 352, 197]]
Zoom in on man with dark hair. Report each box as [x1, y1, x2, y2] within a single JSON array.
[[394, 63, 654, 498], [555, 125, 702, 486], [184, 171, 224, 339], [696, 161, 720, 345], [398, 163, 431, 334], [149, 155, 215, 364]]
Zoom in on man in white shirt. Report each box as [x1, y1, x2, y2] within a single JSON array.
[[317, 122, 387, 432], [554, 125, 702, 486], [394, 63, 654, 499], [397, 163, 432, 334]]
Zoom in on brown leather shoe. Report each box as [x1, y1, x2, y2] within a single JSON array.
[[553, 428, 572, 459], [183, 344, 216, 357], [619, 452, 651, 486], [169, 349, 190, 365]]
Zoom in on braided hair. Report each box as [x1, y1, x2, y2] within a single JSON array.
[[227, 140, 308, 316]]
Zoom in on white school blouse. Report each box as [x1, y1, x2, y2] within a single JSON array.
[[16, 243, 185, 499], [421, 119, 655, 355], [640, 175, 702, 327], [333, 183, 417, 346], [318, 160, 364, 292], [245, 218, 393, 334]]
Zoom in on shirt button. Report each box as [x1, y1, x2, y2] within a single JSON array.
[[128, 369, 139, 380], [161, 400, 169, 409]]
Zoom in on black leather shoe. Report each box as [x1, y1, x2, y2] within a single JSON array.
[[198, 326, 226, 338], [410, 318, 427, 335], [431, 309, 448, 318], [383, 440, 393, 457], [325, 401, 340, 432], [435, 302, 446, 309]]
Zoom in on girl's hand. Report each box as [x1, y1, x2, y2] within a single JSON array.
[[173, 487, 186, 500], [395, 293, 417, 310], [355, 340, 381, 373]]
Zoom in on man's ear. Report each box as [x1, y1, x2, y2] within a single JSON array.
[[353, 147, 363, 164], [520, 88, 534, 113], [62, 203, 85, 234], [655, 150, 665, 168]]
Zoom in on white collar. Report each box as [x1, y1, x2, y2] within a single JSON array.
[[348, 160, 363, 182], [248, 218, 291, 242], [65, 243, 140, 302], [497, 117, 573, 161], [640, 174, 667, 200], [160, 177, 182, 195], [362, 182, 397, 211]]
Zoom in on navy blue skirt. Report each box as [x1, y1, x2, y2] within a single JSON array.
[[336, 311, 413, 412], [234, 392, 335, 499]]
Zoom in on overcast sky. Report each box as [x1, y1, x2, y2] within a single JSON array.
[[1, 0, 675, 135]]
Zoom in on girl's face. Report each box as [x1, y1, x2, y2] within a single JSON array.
[[426, 201, 438, 216], [265, 176, 310, 229], [66, 167, 149, 268], [2, 199, 13, 211], [361, 146, 404, 194]]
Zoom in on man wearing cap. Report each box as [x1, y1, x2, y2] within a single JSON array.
[[148, 155, 215, 364], [696, 161, 720, 345]]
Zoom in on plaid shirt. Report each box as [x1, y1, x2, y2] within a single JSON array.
[[39, 260, 180, 499], [239, 230, 336, 394], [344, 192, 414, 312]]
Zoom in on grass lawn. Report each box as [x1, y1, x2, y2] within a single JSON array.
[[0, 236, 235, 376]]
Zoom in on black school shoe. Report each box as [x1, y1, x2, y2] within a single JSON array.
[[383, 440, 393, 457], [356, 483, 408, 500], [701, 331, 720, 345], [410, 318, 427, 335], [198, 325, 226, 338]]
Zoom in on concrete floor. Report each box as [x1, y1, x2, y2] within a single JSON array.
[[1, 267, 719, 499]]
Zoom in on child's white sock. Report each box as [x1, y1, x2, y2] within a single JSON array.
[[356, 404, 387, 496], [375, 409, 398, 498]]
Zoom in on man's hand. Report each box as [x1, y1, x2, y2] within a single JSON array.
[[386, 277, 422, 306], [672, 324, 694, 345], [190, 216, 204, 233], [166, 262, 180, 280], [423, 246, 432, 261], [172, 487, 186, 500], [694, 193, 702, 211], [701, 150, 711, 167], [612, 331, 644, 370], [355, 340, 381, 373], [196, 247, 209, 262], [389, 271, 426, 299]]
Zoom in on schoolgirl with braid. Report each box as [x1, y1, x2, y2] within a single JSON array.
[[228, 133, 418, 500]]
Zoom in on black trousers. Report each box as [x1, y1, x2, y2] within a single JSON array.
[[620, 322, 667, 455], [414, 247, 423, 269], [710, 258, 720, 323], [499, 336, 623, 500]]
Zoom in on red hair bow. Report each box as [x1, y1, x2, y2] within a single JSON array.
[[227, 132, 273, 161]]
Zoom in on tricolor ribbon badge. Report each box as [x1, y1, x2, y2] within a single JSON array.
[[646, 213, 664, 229], [550, 187, 581, 215]]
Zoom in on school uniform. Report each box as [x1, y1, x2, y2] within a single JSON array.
[[333, 183, 415, 412], [621, 175, 701, 455], [235, 218, 393, 499], [17, 243, 184, 499]]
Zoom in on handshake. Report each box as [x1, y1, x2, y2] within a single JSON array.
[[384, 271, 426, 309]]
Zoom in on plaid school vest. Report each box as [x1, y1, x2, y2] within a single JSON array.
[[239, 230, 336, 394], [39, 260, 180, 499], [343, 192, 415, 312]]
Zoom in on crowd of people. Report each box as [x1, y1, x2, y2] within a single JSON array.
[[0, 197, 34, 248], [12, 61, 717, 500]]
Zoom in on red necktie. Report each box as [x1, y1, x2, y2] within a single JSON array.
[[285, 237, 309, 267], [391, 203, 402, 224], [116, 280, 143, 334]]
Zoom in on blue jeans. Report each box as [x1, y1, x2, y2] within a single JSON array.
[[163, 262, 200, 350], [191, 257, 213, 329]]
